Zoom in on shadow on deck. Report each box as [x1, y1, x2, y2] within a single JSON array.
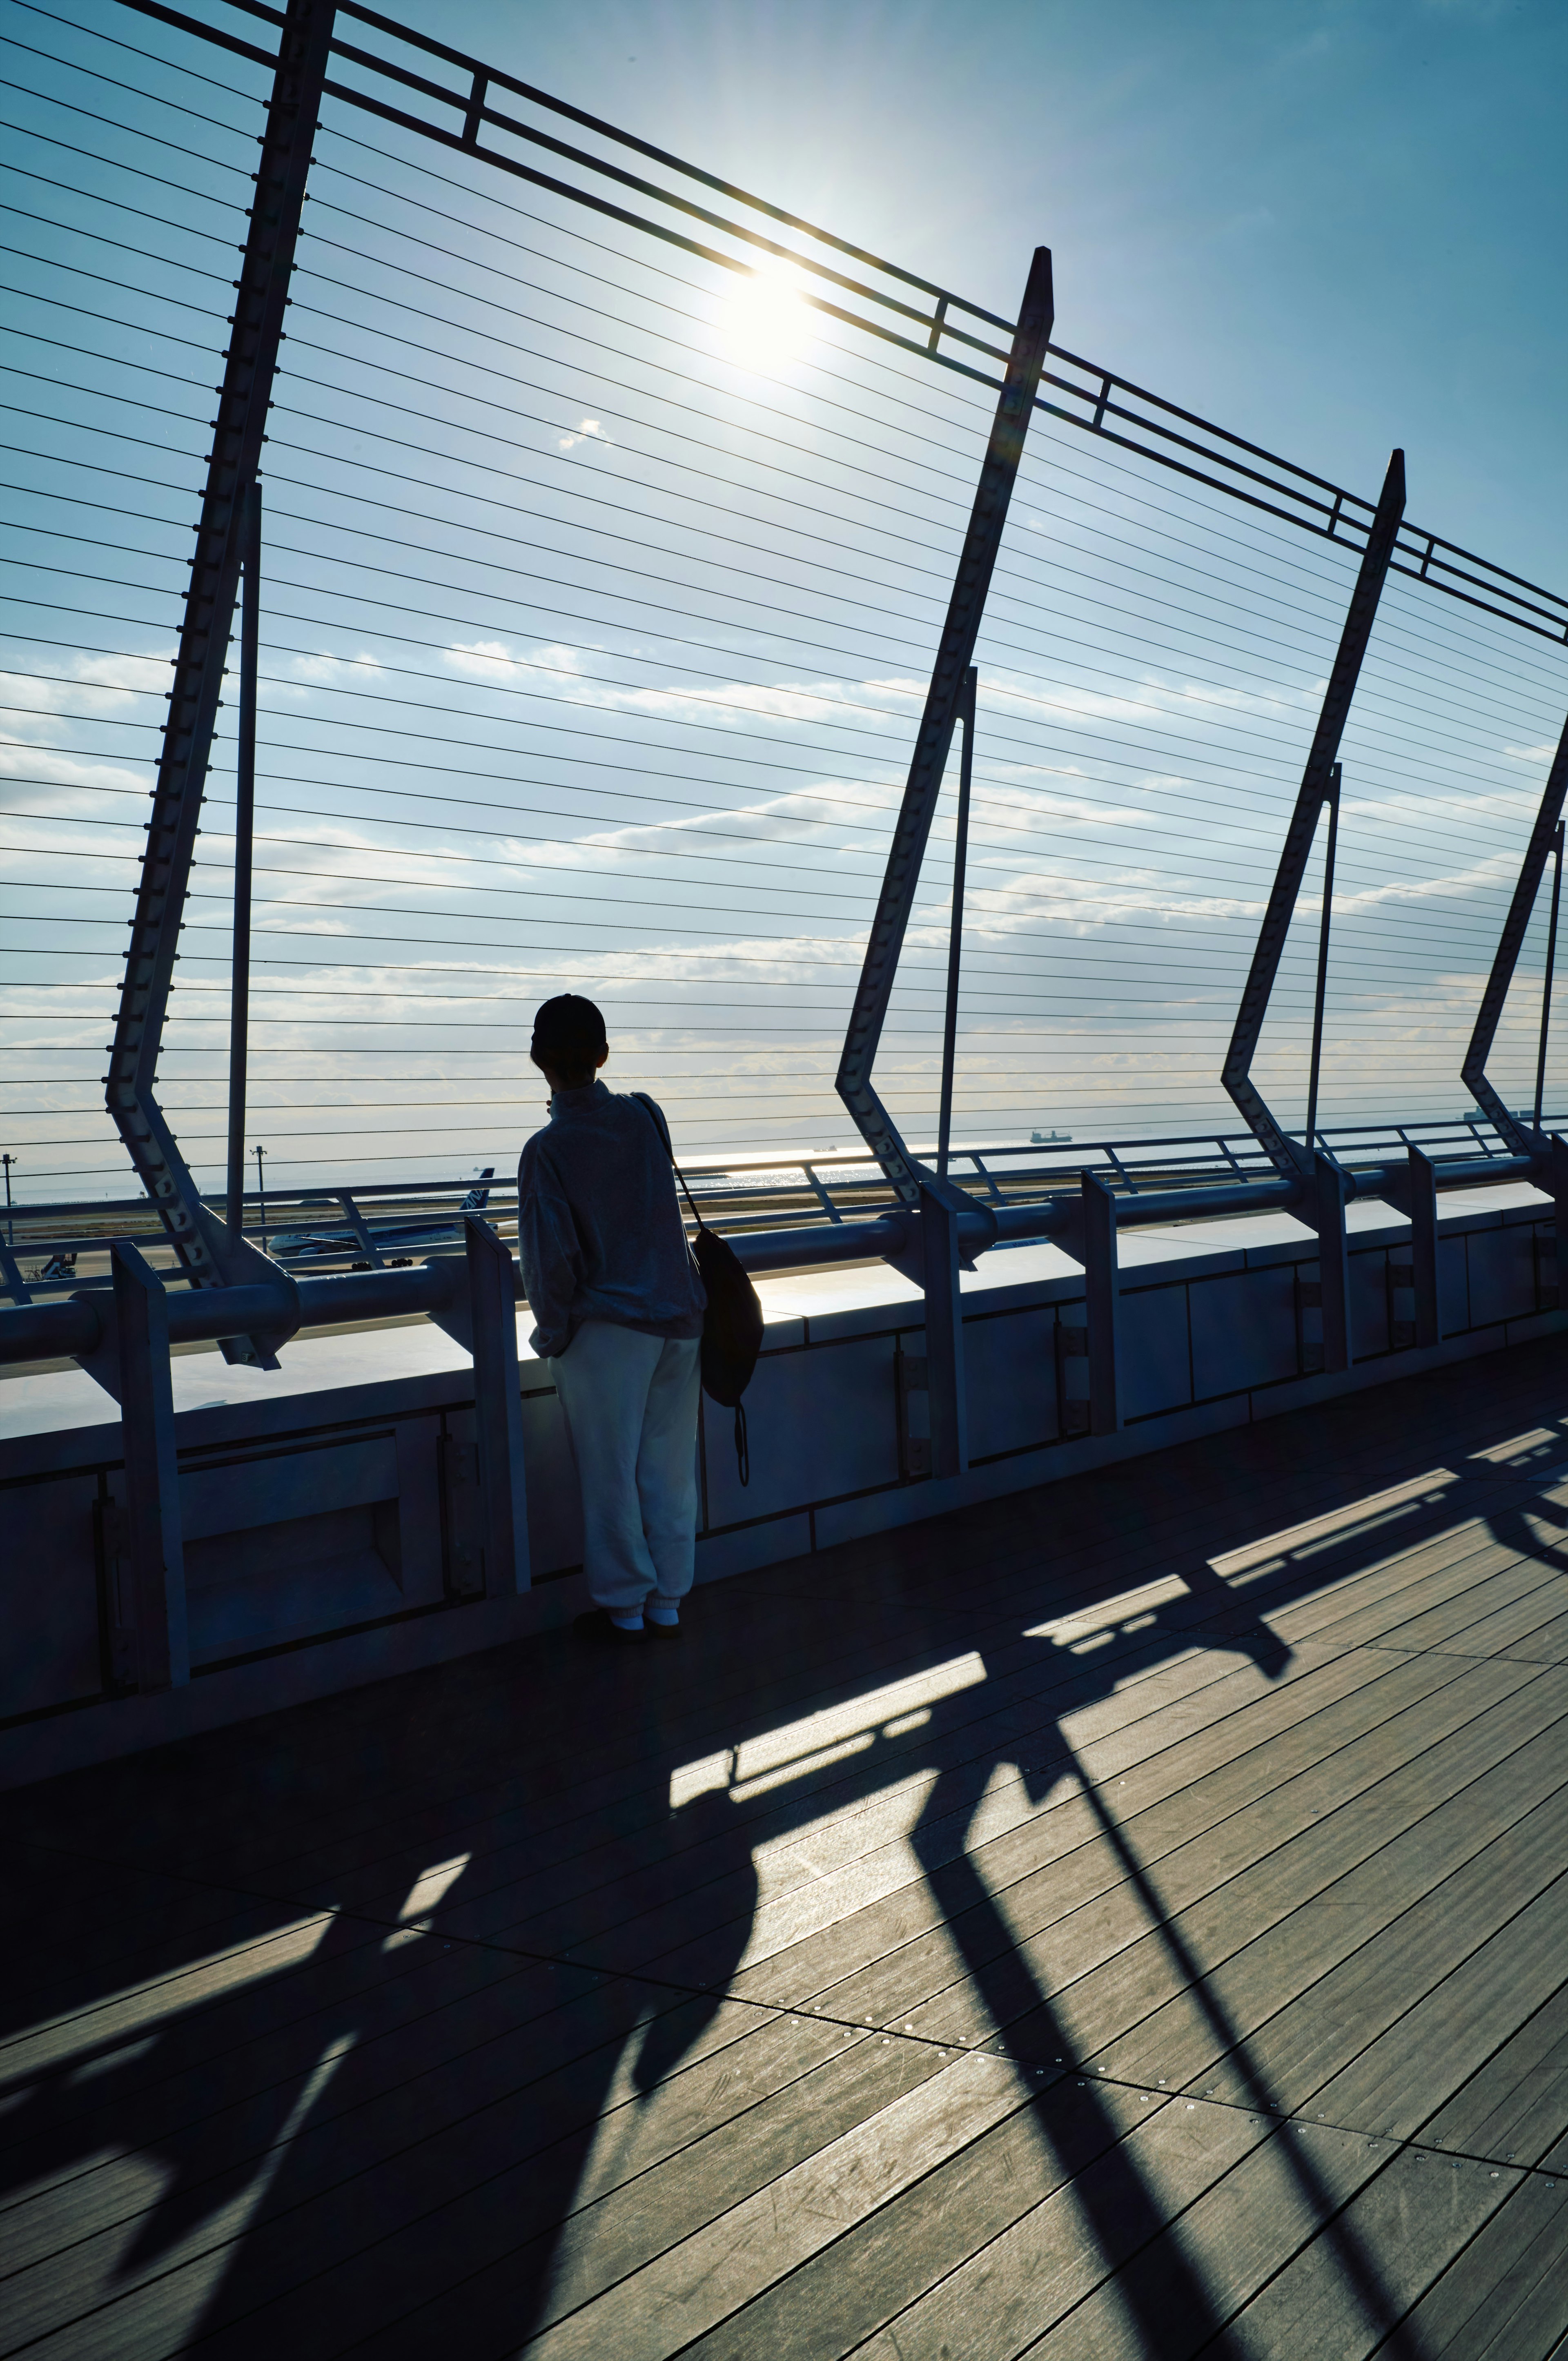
[[3, 1338, 1568, 2359]]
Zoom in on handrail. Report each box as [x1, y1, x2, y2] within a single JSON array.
[[0, 1148, 1543, 1371]]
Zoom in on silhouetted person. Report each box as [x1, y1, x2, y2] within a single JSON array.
[[517, 994, 706, 1646]]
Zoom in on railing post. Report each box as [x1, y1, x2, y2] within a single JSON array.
[[918, 1185, 967, 1477], [1314, 1151, 1352, 1373], [1406, 1144, 1441, 1348], [464, 1214, 530, 1594], [1080, 1171, 1121, 1434], [111, 1242, 190, 1691]]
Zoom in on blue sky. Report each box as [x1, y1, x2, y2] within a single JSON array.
[[441, 0, 1568, 586]]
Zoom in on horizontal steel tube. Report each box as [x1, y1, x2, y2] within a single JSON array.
[[1349, 1152, 1535, 1196], [731, 1213, 910, 1273], [992, 1178, 1303, 1240], [1, 1298, 102, 1360]]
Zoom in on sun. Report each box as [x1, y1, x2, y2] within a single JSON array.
[[719, 254, 810, 373]]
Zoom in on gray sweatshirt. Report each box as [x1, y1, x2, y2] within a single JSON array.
[[516, 1082, 706, 1361]]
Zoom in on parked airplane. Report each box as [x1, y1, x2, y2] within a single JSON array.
[[270, 1171, 495, 1263]]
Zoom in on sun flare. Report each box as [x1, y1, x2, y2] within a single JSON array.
[[719, 255, 810, 372]]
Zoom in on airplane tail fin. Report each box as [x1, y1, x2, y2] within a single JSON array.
[[461, 1167, 494, 1212]]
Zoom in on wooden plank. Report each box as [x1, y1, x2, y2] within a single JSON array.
[[1272, 1527, 1546, 1653], [755, 1644, 1470, 2024], [902, 1666, 1563, 2067], [1180, 1775, 1568, 2118], [797, 1651, 1517, 2052], [0, 1955, 717, 2351], [0, 1847, 319, 2041], [1422, 1980, 1568, 2167], [517, 2055, 1050, 2361], [1025, 2116, 1390, 2361], [1428, 1578, 1568, 1662], [848, 2094, 1270, 2361], [445, 1635, 1354, 1986], [668, 2074, 1158, 2361], [0, 1936, 540, 2272], [0, 1956, 807, 2303], [295, 1603, 1259, 1938], [214, 2048, 1032, 2361], [1396, 2174, 1568, 2360], [1371, 1558, 1568, 1658], [1498, 1608, 1568, 1664], [1220, 2148, 1521, 2359], [1311, 1873, 1568, 2140], [1027, 1676, 1568, 2093]]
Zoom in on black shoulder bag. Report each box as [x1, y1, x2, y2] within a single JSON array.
[[633, 1094, 764, 1484]]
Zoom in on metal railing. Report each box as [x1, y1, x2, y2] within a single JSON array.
[[4, 1108, 1560, 1312]]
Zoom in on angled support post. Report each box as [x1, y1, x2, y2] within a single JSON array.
[[465, 1215, 530, 1594], [1532, 822, 1564, 1131], [1461, 709, 1568, 1155], [225, 479, 261, 1241], [1312, 1151, 1352, 1373], [100, 0, 333, 1376], [918, 1185, 967, 1477], [1223, 450, 1407, 1180], [111, 1243, 190, 1691], [838, 246, 1054, 1207], [936, 667, 977, 1179]]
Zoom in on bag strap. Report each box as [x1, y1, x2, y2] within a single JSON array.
[[630, 1092, 707, 1231]]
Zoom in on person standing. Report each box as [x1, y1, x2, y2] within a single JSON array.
[[516, 994, 706, 1645]]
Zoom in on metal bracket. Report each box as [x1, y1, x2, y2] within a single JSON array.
[[1312, 1150, 1352, 1374], [1056, 1171, 1121, 1434], [465, 1214, 529, 1595], [108, 1242, 190, 1691], [837, 245, 1054, 1205], [427, 1218, 529, 1594], [918, 1185, 968, 1477], [335, 1192, 386, 1268], [1382, 1143, 1441, 1348], [0, 1246, 32, 1308], [1223, 450, 1407, 1180], [897, 1348, 932, 1478], [1460, 711, 1568, 1155], [103, 0, 334, 1367]]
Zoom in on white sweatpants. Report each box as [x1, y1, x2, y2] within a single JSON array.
[[549, 1321, 702, 1613]]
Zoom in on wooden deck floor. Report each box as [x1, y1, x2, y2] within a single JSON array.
[[4, 1344, 1568, 2359]]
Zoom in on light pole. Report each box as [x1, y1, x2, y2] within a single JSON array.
[[0, 1154, 14, 1247], [253, 1143, 267, 1252]]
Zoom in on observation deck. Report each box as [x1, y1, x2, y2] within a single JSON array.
[[4, 1331, 1565, 2358]]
